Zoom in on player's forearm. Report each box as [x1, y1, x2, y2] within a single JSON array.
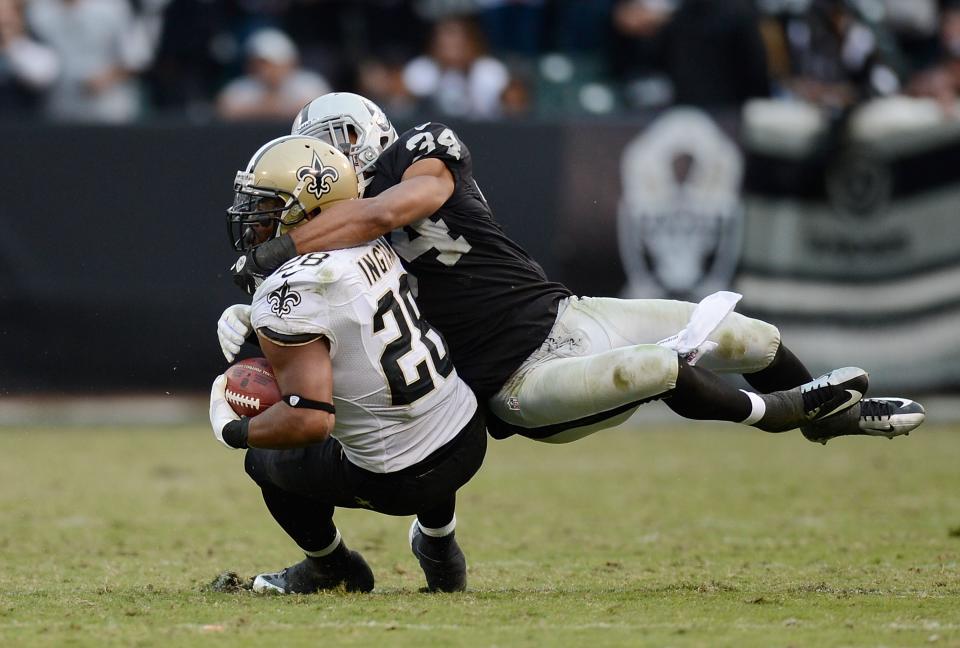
[[247, 403, 334, 448], [288, 196, 393, 254], [244, 208, 382, 280], [288, 175, 448, 254]]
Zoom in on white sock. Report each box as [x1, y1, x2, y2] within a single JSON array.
[[739, 390, 766, 426], [417, 514, 456, 538], [303, 528, 342, 557]]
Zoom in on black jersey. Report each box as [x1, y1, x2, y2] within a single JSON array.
[[367, 122, 572, 399]]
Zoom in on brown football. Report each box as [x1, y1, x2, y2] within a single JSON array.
[[224, 357, 281, 417]]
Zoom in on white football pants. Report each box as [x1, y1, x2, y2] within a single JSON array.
[[488, 296, 781, 443]]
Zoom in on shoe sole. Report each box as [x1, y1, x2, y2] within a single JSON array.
[[860, 413, 925, 437]]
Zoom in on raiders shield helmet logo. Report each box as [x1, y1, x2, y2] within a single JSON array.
[[617, 108, 743, 300]]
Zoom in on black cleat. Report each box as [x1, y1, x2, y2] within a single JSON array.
[[409, 520, 467, 593], [799, 367, 869, 424], [802, 397, 926, 445], [758, 367, 868, 433], [252, 546, 374, 594]]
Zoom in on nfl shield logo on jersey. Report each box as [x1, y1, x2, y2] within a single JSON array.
[[617, 108, 743, 301]]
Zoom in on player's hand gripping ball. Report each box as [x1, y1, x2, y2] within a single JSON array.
[[225, 357, 281, 417]]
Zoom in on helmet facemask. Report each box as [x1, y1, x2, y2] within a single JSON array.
[[227, 172, 308, 252], [226, 135, 360, 254]]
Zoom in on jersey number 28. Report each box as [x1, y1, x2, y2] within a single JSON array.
[[373, 274, 454, 405]]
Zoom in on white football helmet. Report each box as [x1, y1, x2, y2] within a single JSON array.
[[292, 92, 397, 196]]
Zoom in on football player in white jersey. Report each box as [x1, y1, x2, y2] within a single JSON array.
[[221, 92, 925, 448], [209, 136, 486, 594]]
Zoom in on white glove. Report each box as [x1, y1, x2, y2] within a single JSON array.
[[217, 303, 253, 362], [209, 374, 240, 449], [657, 291, 742, 365]]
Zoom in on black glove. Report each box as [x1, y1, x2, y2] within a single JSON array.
[[231, 235, 298, 295]]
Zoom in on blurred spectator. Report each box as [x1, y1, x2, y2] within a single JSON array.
[[613, 0, 674, 41], [539, 0, 617, 118], [403, 16, 510, 119], [27, 0, 152, 123], [9, 0, 941, 124], [907, 1, 960, 116], [216, 27, 330, 122], [286, 1, 427, 91], [475, 0, 545, 57], [499, 73, 533, 117], [413, 0, 479, 21], [356, 50, 417, 120], [883, 0, 939, 66], [613, 0, 769, 109], [664, 0, 770, 106], [766, 0, 903, 109], [550, 0, 616, 53], [146, 0, 229, 117], [0, 0, 59, 117], [237, 0, 291, 25], [611, 0, 677, 107]]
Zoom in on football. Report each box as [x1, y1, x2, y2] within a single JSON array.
[[224, 357, 281, 417]]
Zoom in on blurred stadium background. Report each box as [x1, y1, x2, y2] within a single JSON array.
[[2, 0, 960, 408], [3, 3, 960, 645]]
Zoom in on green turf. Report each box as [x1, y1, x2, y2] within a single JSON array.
[[1, 422, 958, 647]]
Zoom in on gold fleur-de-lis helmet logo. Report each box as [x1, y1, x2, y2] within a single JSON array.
[[296, 150, 340, 200]]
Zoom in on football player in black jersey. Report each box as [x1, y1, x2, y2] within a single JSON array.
[[221, 92, 925, 445]]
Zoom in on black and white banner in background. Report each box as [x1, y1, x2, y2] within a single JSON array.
[[552, 103, 960, 392], [735, 101, 960, 392]]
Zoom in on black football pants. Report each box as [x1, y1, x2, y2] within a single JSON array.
[[244, 408, 487, 553]]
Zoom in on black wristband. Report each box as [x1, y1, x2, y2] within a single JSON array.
[[253, 235, 298, 273], [222, 417, 250, 449]]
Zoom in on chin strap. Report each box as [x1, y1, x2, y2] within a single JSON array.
[[357, 173, 373, 198]]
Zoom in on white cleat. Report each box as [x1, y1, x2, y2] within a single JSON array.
[[802, 397, 925, 445], [858, 398, 925, 438]]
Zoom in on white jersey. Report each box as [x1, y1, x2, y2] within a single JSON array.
[[250, 239, 477, 473]]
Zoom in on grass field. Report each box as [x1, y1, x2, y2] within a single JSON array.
[[2, 418, 959, 647]]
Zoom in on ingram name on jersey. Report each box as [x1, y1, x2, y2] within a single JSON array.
[[250, 239, 477, 473], [368, 122, 572, 399]]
